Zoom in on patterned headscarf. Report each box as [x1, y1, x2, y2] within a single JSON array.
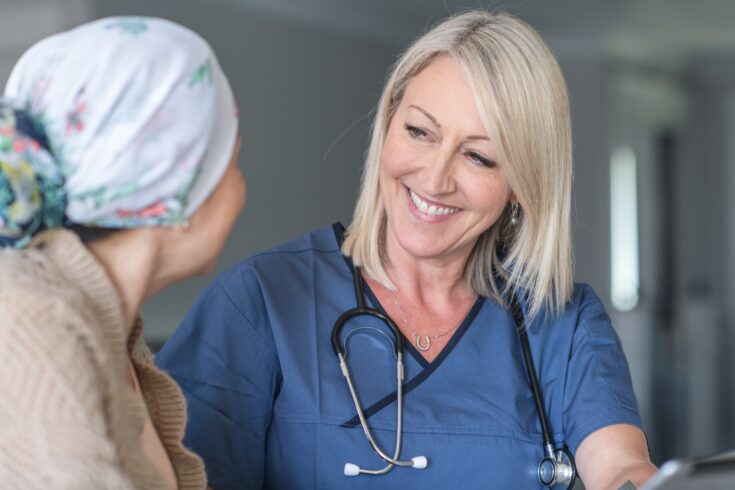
[[0, 16, 238, 248]]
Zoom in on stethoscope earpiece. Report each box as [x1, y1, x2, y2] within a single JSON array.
[[344, 456, 428, 477], [411, 456, 428, 469]]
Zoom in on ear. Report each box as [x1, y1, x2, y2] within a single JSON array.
[[508, 190, 519, 206]]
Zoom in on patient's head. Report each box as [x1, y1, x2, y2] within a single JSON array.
[[0, 16, 244, 265]]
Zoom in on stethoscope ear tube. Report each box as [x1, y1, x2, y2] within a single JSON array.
[[332, 266, 404, 357], [332, 308, 404, 357]]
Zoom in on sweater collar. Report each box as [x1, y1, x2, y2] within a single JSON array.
[[29, 229, 128, 356]]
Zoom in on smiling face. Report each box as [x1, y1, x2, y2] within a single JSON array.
[[379, 55, 512, 267]]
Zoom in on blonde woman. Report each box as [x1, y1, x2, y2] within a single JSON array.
[[158, 11, 656, 490], [0, 17, 244, 489]]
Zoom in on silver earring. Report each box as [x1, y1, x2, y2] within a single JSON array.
[[511, 203, 521, 225]]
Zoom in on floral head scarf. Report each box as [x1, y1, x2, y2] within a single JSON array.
[[0, 16, 238, 248]]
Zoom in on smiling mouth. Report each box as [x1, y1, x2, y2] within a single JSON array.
[[408, 188, 461, 216]]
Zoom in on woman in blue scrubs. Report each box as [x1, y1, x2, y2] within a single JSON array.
[[158, 10, 657, 489]]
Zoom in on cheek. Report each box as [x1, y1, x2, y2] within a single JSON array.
[[216, 182, 245, 242], [220, 167, 246, 218], [193, 169, 246, 252], [470, 178, 511, 218], [231, 172, 247, 217], [380, 129, 422, 179]]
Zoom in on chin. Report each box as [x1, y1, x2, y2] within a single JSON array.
[[185, 256, 217, 277], [199, 261, 216, 276], [395, 232, 448, 258], [398, 244, 446, 261]]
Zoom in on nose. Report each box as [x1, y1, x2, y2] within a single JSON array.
[[419, 145, 456, 196]]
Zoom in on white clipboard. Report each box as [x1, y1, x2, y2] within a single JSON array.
[[640, 454, 735, 490]]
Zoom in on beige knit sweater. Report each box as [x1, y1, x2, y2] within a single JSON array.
[[0, 229, 207, 489]]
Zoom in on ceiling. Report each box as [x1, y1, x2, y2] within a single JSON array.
[[219, 0, 735, 67], [2, 0, 732, 69]]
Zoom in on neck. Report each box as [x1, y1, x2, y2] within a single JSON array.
[[382, 227, 475, 306], [86, 229, 161, 333]]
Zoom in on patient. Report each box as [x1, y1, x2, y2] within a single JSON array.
[[0, 16, 244, 489]]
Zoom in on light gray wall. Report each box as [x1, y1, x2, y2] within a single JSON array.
[[726, 90, 735, 453], [93, 0, 399, 344], [678, 53, 735, 454], [608, 65, 688, 462], [561, 58, 613, 302], [0, 0, 92, 85]]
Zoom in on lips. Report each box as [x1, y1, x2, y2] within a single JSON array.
[[408, 188, 461, 216]]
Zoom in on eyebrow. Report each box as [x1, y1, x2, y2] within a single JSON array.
[[408, 104, 490, 141], [409, 104, 440, 127]]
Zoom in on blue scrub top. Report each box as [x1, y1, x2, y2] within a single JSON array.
[[157, 224, 643, 490]]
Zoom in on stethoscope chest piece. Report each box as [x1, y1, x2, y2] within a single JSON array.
[[538, 445, 576, 489]]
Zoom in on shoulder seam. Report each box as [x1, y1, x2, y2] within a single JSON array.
[[212, 282, 279, 359], [579, 317, 632, 410]]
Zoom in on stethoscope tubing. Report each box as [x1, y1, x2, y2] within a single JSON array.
[[332, 267, 416, 474], [338, 351, 409, 470], [331, 267, 404, 357], [509, 296, 555, 456], [332, 265, 576, 487], [509, 292, 577, 489]]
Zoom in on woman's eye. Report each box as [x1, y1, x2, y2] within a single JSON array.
[[404, 124, 428, 139], [466, 150, 496, 168]]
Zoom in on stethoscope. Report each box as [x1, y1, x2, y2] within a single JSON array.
[[331, 265, 577, 488]]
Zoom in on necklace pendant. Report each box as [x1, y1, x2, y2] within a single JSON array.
[[415, 334, 431, 352]]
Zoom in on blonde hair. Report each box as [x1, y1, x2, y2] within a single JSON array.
[[342, 10, 573, 320]]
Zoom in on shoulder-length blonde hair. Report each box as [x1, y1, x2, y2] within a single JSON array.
[[342, 10, 573, 320]]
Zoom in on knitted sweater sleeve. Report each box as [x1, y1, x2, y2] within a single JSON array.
[[0, 298, 136, 489]]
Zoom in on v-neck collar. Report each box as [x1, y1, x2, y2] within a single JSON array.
[[331, 223, 486, 427], [360, 278, 484, 369]]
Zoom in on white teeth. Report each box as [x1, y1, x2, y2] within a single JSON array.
[[409, 190, 459, 216]]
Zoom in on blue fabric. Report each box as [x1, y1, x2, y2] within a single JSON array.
[[157, 224, 643, 490]]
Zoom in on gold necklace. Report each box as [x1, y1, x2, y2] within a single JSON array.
[[389, 291, 474, 352]]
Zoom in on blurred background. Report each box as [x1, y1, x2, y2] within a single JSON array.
[[2, 0, 734, 474]]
